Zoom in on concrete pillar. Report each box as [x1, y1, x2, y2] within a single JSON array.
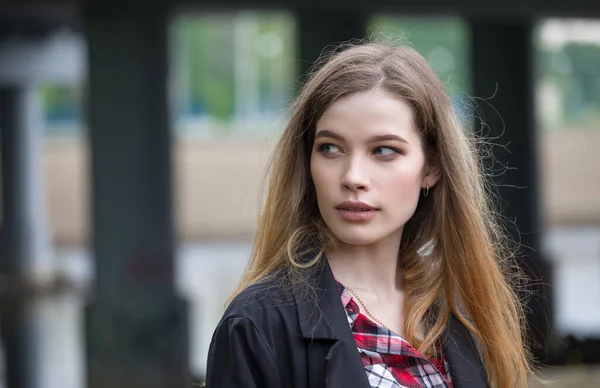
[[469, 18, 554, 362], [0, 86, 54, 388], [0, 29, 86, 388], [296, 9, 368, 79], [84, 4, 189, 387]]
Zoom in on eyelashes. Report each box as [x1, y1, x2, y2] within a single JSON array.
[[315, 143, 404, 159], [317, 143, 342, 154], [373, 146, 402, 157]]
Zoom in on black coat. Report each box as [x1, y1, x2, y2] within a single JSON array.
[[206, 259, 489, 388]]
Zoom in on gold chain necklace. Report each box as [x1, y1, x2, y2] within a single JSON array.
[[344, 285, 395, 333]]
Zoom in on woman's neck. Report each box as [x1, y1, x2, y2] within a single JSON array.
[[326, 232, 404, 296]]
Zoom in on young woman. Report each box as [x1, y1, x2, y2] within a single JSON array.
[[205, 41, 533, 387]]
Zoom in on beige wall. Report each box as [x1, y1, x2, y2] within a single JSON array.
[[43, 131, 600, 246], [539, 130, 600, 226]]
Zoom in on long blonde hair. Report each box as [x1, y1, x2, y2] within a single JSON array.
[[230, 41, 533, 387]]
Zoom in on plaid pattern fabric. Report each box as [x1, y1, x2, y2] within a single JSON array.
[[336, 281, 453, 388]]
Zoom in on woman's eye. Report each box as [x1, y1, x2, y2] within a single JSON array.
[[318, 143, 341, 154], [374, 146, 400, 157]]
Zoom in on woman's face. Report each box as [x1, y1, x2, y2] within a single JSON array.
[[310, 90, 438, 246]]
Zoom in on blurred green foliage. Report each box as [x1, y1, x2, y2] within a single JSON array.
[[41, 16, 599, 136], [368, 16, 471, 95], [41, 84, 82, 122], [172, 12, 296, 122], [174, 15, 236, 120], [537, 42, 600, 127]]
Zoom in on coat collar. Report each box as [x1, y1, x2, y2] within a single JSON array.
[[292, 252, 489, 388], [293, 255, 372, 387], [442, 314, 489, 387], [294, 257, 350, 341]]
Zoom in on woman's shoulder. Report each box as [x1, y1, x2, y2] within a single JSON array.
[[207, 274, 308, 387], [220, 274, 298, 325]]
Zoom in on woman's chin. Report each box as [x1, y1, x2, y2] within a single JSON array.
[[330, 229, 382, 247]]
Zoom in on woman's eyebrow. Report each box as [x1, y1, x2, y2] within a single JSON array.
[[314, 129, 344, 141], [314, 130, 409, 145], [367, 134, 409, 145]]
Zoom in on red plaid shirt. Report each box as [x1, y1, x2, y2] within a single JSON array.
[[336, 280, 453, 388]]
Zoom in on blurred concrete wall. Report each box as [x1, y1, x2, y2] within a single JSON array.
[[43, 130, 600, 246]]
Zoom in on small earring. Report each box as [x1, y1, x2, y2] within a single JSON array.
[[423, 183, 429, 197]]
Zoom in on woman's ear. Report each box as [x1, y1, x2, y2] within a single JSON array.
[[423, 161, 441, 189]]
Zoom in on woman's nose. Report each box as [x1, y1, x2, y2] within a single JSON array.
[[341, 159, 369, 191]]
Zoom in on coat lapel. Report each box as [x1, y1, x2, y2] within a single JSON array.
[[324, 338, 371, 388], [293, 256, 371, 388], [442, 314, 489, 388]]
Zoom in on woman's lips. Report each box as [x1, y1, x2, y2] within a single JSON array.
[[336, 208, 378, 221]]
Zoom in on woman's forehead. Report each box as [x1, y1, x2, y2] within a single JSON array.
[[315, 90, 419, 144]]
